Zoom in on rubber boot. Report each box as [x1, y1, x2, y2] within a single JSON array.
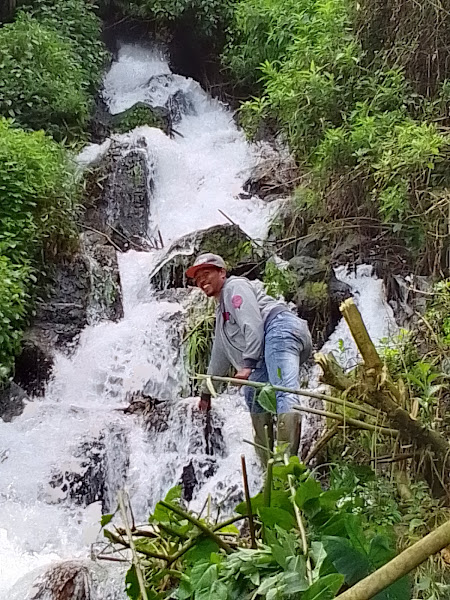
[[250, 412, 274, 466], [277, 412, 301, 457]]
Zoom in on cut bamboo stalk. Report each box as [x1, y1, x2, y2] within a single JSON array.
[[241, 455, 256, 549]]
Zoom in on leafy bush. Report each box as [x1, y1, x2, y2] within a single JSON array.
[[112, 104, 167, 134], [0, 14, 89, 139], [115, 0, 234, 38], [0, 256, 32, 379], [0, 118, 79, 377], [20, 0, 108, 92], [101, 457, 410, 599]]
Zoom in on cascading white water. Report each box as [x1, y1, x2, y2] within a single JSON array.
[[0, 43, 398, 598]]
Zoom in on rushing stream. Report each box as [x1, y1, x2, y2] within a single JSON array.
[[0, 43, 398, 598]]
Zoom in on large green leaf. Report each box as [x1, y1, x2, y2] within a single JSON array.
[[256, 385, 277, 413], [322, 536, 370, 585], [295, 477, 322, 509], [185, 538, 219, 565], [259, 507, 297, 531], [236, 490, 294, 516], [301, 574, 345, 600], [125, 566, 140, 600]]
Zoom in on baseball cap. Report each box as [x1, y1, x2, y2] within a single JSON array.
[[186, 253, 227, 279]]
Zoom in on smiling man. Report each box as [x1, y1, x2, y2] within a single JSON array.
[[186, 253, 312, 463]]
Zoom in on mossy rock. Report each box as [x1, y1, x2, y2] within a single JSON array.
[[112, 102, 170, 135], [149, 224, 266, 291]]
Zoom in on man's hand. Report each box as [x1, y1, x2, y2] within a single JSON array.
[[234, 368, 252, 381], [198, 393, 211, 412]]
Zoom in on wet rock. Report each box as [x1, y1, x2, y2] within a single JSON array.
[[289, 255, 329, 286], [83, 136, 157, 251], [31, 242, 122, 351], [29, 561, 91, 600], [112, 101, 172, 135], [149, 223, 265, 291], [166, 89, 196, 124], [244, 139, 298, 201], [0, 382, 29, 422], [13, 329, 54, 396]]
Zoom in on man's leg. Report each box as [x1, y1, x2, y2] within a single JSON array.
[[245, 364, 274, 466], [264, 312, 312, 456]]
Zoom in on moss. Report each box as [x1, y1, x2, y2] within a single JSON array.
[[112, 103, 168, 134]]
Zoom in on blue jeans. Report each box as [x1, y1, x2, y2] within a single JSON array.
[[244, 311, 312, 414]]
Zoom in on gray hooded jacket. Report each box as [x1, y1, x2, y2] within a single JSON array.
[[201, 276, 287, 393]]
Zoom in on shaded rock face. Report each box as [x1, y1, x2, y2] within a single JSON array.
[[149, 223, 265, 291], [48, 429, 129, 512], [0, 382, 28, 422], [29, 561, 91, 600], [14, 330, 53, 397], [83, 137, 156, 251]]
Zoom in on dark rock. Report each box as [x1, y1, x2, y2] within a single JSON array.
[[181, 462, 197, 502], [83, 136, 158, 251], [0, 382, 29, 422], [30, 561, 91, 600], [149, 224, 265, 291], [289, 255, 329, 286], [14, 329, 54, 396], [166, 88, 196, 124]]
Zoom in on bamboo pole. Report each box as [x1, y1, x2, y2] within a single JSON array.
[[335, 519, 450, 600], [195, 374, 380, 418]]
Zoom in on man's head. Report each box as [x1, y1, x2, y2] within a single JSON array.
[[186, 253, 227, 298]]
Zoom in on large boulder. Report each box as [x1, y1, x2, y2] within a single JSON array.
[[149, 224, 266, 291]]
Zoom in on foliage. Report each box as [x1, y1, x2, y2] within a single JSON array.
[[0, 118, 79, 378], [101, 457, 411, 600], [263, 262, 297, 300], [113, 104, 167, 134], [20, 0, 108, 92], [184, 296, 216, 389], [0, 14, 89, 140], [114, 0, 235, 38]]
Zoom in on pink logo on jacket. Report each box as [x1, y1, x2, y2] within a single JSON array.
[[231, 295, 243, 309]]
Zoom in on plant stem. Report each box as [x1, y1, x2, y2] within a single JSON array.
[[264, 459, 274, 507], [291, 405, 399, 436], [241, 455, 257, 548], [118, 491, 149, 600], [159, 501, 232, 553]]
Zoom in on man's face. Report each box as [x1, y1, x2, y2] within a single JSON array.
[[195, 267, 226, 297]]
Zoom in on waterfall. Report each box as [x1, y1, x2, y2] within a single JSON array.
[[0, 43, 398, 598]]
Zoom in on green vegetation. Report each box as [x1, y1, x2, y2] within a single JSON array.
[[0, 118, 79, 377], [101, 458, 414, 599], [0, 0, 107, 377], [113, 104, 167, 134], [114, 0, 234, 38], [223, 0, 450, 265], [0, 0, 107, 140]]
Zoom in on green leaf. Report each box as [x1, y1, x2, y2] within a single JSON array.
[[100, 513, 114, 527], [185, 537, 219, 565], [322, 536, 370, 585], [259, 507, 296, 531], [125, 566, 140, 600], [302, 574, 345, 600], [236, 490, 293, 516], [256, 385, 277, 413], [295, 477, 322, 509], [165, 485, 182, 503]]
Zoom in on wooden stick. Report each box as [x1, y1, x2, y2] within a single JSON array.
[[305, 424, 340, 464], [264, 459, 274, 507], [335, 519, 450, 600], [195, 374, 380, 418], [339, 299, 383, 371], [241, 455, 256, 549]]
